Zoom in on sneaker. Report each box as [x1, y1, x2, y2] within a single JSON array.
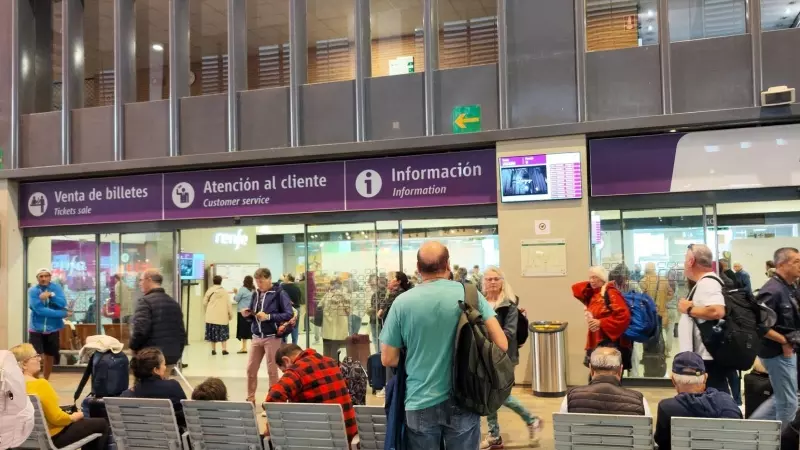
[[375, 389, 385, 398], [480, 436, 503, 449], [527, 417, 543, 447]]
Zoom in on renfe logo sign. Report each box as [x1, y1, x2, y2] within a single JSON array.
[[214, 229, 249, 250], [18, 149, 497, 228]]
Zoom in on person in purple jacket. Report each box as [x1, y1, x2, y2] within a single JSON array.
[[241, 268, 294, 403]]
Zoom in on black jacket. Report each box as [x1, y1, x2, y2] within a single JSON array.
[[654, 388, 742, 450], [567, 375, 646, 416], [282, 282, 303, 309], [757, 275, 800, 359], [129, 288, 187, 365], [121, 377, 187, 430], [494, 297, 520, 364]]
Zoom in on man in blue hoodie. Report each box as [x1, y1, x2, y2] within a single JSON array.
[[654, 352, 742, 450], [28, 268, 71, 380]]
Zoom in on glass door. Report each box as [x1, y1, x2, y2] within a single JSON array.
[[306, 223, 380, 359], [619, 206, 716, 379]]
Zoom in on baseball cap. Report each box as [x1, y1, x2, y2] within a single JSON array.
[[672, 352, 706, 376], [36, 268, 52, 276]]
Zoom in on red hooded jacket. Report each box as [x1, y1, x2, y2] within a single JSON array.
[[572, 281, 631, 352]]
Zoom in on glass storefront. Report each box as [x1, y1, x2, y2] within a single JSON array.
[[592, 200, 800, 380], [25, 217, 498, 371]]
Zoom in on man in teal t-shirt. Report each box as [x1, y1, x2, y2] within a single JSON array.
[[380, 241, 507, 450]]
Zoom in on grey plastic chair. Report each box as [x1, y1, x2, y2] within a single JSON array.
[[263, 402, 349, 450], [180, 400, 265, 450], [553, 413, 654, 450], [354, 406, 385, 450], [671, 417, 781, 450], [14, 395, 102, 450], [104, 397, 183, 450]]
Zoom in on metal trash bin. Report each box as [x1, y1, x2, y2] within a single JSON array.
[[530, 321, 568, 397]]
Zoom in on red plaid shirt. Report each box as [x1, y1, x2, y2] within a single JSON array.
[[265, 349, 357, 442]]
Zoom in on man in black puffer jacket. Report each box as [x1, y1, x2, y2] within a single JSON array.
[[130, 269, 187, 369]]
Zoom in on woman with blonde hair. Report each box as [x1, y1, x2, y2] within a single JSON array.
[[10, 343, 109, 450], [479, 266, 542, 450]]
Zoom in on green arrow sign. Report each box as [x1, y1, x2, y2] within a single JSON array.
[[452, 104, 481, 134]]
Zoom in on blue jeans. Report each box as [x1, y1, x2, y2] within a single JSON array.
[[487, 395, 536, 438], [761, 354, 798, 428], [405, 399, 480, 450]]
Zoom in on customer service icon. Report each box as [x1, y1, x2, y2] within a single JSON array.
[[354, 169, 382, 198], [172, 182, 195, 208]]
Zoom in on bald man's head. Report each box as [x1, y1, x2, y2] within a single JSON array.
[[417, 241, 450, 277]]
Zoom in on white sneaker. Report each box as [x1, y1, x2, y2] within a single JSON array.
[[527, 417, 543, 447], [375, 389, 385, 398]]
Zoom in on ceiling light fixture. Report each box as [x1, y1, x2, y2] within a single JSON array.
[[669, 129, 677, 133], [647, 9, 654, 17], [786, 7, 793, 14], [648, 25, 653, 31], [152, 43, 164, 52]]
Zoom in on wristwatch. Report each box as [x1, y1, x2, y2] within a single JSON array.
[[687, 306, 694, 317]]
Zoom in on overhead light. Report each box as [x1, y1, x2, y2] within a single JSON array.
[[648, 25, 653, 32], [669, 129, 677, 133], [152, 43, 164, 52], [647, 9, 654, 17], [786, 7, 792, 14]]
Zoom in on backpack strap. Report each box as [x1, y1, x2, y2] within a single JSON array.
[[73, 353, 94, 402], [603, 289, 613, 312], [463, 282, 479, 310]]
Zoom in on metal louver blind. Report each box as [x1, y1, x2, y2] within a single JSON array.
[[258, 44, 290, 88], [314, 38, 352, 83], [97, 70, 114, 106], [414, 28, 425, 72], [440, 16, 498, 69], [201, 54, 228, 95]]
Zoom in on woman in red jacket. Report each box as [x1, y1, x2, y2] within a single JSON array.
[[572, 266, 632, 370]]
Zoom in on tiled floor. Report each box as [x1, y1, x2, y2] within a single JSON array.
[[47, 370, 677, 450]]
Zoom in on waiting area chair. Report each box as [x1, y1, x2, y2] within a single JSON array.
[[671, 417, 781, 450], [263, 402, 349, 450], [354, 405, 386, 449], [181, 400, 265, 450], [553, 413, 654, 449], [104, 397, 183, 450], [14, 395, 102, 450]]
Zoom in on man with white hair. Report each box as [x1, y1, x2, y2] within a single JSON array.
[[559, 347, 650, 415], [677, 243, 731, 393], [654, 352, 741, 450]]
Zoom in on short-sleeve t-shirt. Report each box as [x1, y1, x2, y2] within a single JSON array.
[[678, 273, 725, 360], [379, 279, 497, 411]]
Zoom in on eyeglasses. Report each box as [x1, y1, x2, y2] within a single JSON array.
[[484, 277, 502, 282], [24, 354, 42, 362]]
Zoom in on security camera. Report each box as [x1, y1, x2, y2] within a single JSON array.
[[761, 86, 795, 107], [233, 216, 242, 225]]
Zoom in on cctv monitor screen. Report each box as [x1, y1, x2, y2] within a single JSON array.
[[179, 252, 206, 280], [499, 152, 583, 202]]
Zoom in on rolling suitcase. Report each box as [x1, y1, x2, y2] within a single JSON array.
[[367, 353, 386, 394]]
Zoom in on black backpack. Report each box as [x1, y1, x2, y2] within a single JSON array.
[[691, 275, 763, 370], [452, 283, 515, 416], [514, 296, 530, 348]]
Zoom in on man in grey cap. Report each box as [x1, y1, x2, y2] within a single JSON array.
[[27, 268, 71, 379], [654, 352, 742, 450]]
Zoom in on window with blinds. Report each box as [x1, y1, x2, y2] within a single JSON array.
[[440, 16, 498, 69], [201, 54, 228, 95], [258, 44, 290, 88], [96, 70, 115, 106], [311, 38, 353, 84]]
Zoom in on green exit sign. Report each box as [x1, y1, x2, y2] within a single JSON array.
[[452, 105, 481, 134]]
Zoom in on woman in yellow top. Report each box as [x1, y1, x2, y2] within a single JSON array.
[[11, 343, 109, 450]]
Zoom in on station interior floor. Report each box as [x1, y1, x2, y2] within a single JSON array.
[[52, 345, 677, 450]]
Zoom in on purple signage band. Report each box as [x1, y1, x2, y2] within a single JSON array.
[[20, 149, 497, 228], [345, 149, 497, 211], [163, 161, 346, 221], [20, 174, 164, 227]]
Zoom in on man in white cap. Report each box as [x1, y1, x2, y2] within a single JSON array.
[[27, 268, 71, 379]]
